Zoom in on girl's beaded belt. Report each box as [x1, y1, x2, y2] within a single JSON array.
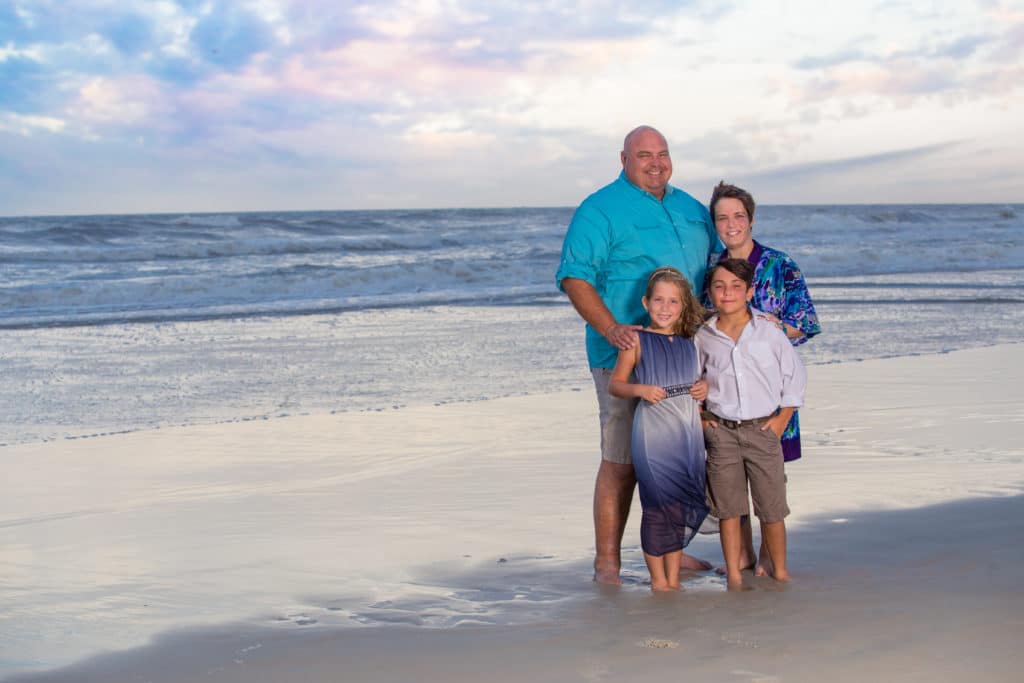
[[663, 383, 693, 398]]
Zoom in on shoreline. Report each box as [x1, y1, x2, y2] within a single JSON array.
[[2, 344, 1023, 681], [4, 336, 1021, 450]]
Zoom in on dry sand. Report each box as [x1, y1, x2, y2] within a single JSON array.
[[2, 344, 1023, 682]]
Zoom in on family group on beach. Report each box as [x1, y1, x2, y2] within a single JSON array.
[[557, 125, 820, 590]]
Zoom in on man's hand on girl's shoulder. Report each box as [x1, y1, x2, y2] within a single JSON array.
[[604, 323, 643, 350]]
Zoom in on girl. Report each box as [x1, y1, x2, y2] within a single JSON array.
[[609, 266, 709, 591]]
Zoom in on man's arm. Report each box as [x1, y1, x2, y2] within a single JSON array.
[[561, 277, 641, 350]]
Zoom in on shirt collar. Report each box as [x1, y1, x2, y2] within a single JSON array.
[[705, 305, 764, 333], [717, 239, 764, 266], [748, 239, 764, 265]]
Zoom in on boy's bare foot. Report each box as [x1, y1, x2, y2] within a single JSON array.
[[755, 545, 773, 576], [726, 572, 745, 590], [679, 553, 712, 571], [771, 568, 791, 582], [714, 549, 754, 575]]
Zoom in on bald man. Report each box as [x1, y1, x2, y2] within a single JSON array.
[[556, 125, 721, 584]]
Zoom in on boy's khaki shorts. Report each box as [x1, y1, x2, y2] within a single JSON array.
[[704, 416, 790, 523], [591, 367, 638, 465]]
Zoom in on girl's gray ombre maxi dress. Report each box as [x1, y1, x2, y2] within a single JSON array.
[[631, 330, 709, 556]]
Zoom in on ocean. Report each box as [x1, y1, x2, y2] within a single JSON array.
[[2, 203, 1023, 446]]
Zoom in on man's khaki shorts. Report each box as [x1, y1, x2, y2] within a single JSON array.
[[704, 416, 790, 523], [591, 367, 638, 465]]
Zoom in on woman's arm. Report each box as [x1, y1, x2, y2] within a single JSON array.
[[755, 311, 804, 340], [753, 250, 820, 344], [779, 255, 820, 341]]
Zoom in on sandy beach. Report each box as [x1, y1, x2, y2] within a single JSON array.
[[3, 343, 1023, 682]]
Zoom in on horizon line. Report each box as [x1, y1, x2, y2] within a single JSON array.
[[3, 200, 1023, 220]]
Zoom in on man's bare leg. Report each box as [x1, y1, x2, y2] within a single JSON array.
[[762, 519, 789, 582], [593, 460, 635, 584]]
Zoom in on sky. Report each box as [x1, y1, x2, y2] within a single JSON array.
[[1, 0, 1022, 215]]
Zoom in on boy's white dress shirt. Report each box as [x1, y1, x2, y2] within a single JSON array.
[[695, 308, 806, 421]]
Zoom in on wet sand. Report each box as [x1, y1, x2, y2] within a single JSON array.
[[2, 344, 1023, 682]]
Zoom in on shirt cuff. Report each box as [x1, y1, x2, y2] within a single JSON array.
[[555, 263, 598, 291]]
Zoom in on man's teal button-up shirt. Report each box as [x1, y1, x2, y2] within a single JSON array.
[[556, 171, 720, 369]]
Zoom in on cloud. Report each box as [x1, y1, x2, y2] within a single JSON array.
[[146, 55, 210, 86], [70, 76, 158, 127], [0, 56, 53, 114], [0, 111, 67, 135], [281, 4, 385, 50], [795, 33, 993, 70], [0, 3, 25, 40], [933, 34, 990, 59], [189, 4, 277, 68], [1, 1, 116, 46], [785, 10, 1022, 109], [101, 12, 156, 56], [794, 49, 869, 70], [746, 141, 963, 181]]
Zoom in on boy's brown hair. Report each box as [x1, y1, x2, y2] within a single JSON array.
[[710, 258, 755, 288]]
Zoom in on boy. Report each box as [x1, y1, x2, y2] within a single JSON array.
[[695, 258, 807, 588]]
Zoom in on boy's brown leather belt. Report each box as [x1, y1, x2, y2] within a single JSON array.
[[702, 411, 776, 429]]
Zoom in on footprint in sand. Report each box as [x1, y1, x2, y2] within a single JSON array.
[[638, 638, 679, 649]]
